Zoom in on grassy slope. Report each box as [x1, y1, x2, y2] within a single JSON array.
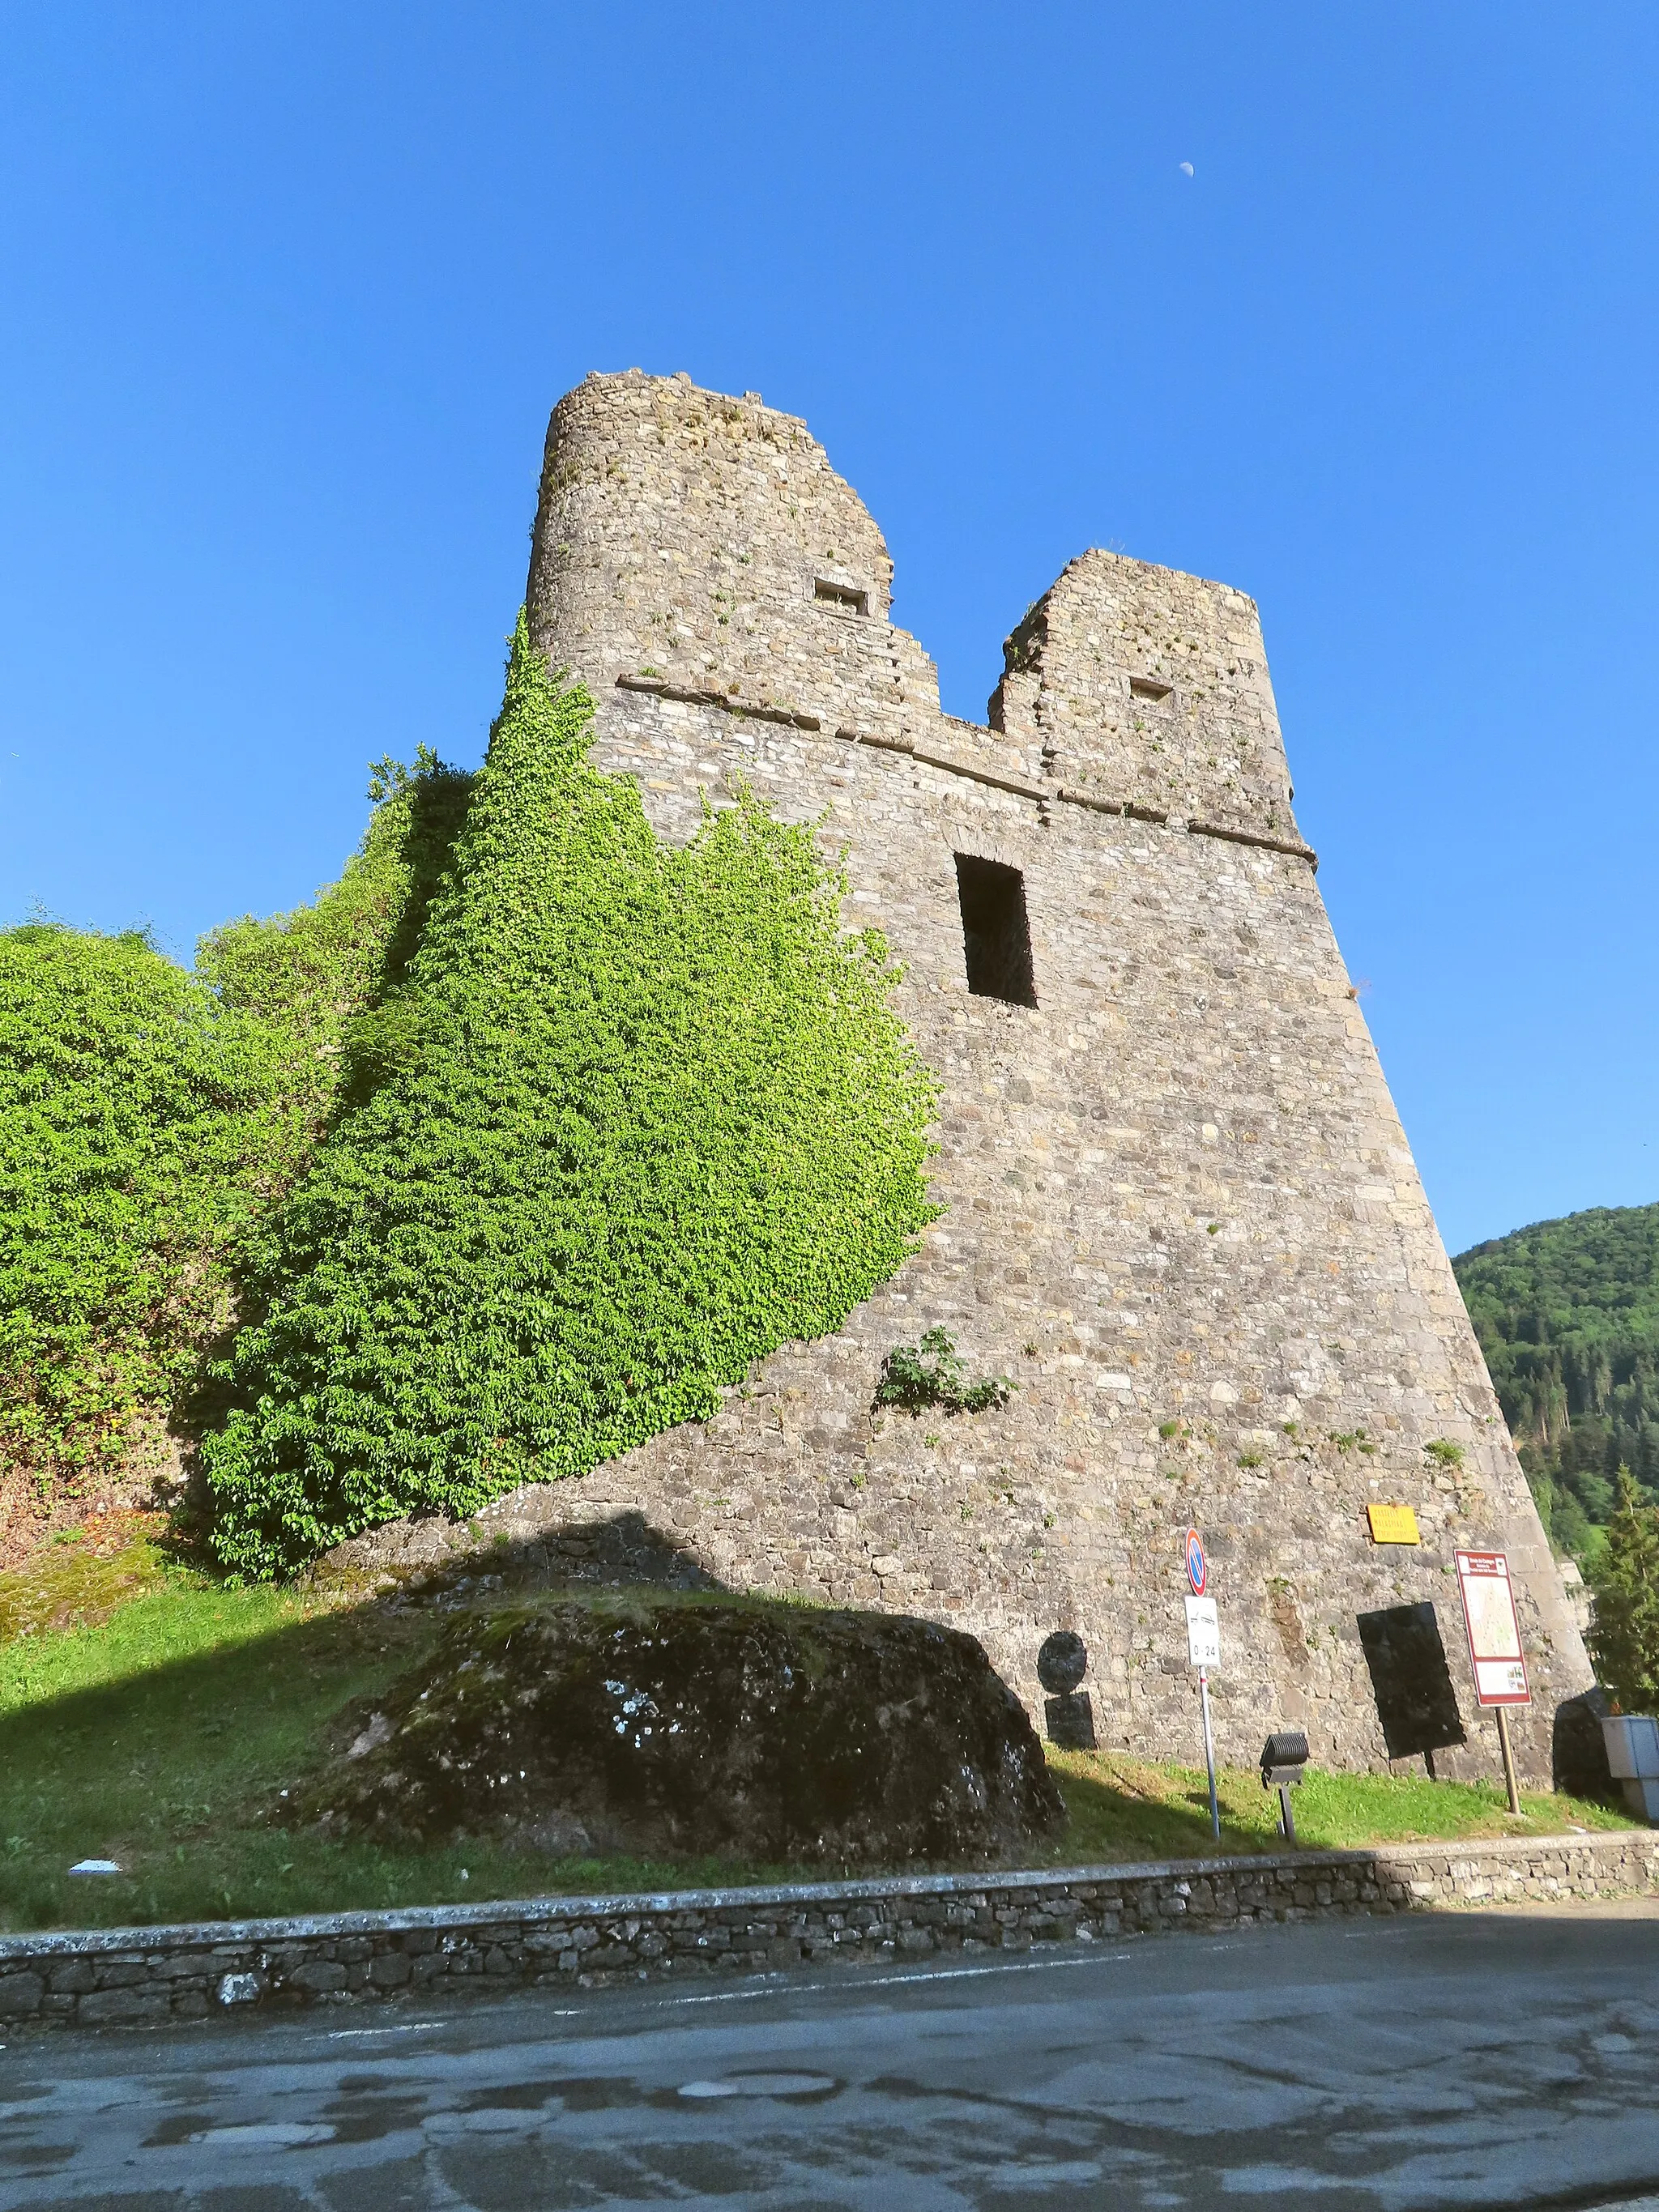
[[0, 1546, 1631, 1935]]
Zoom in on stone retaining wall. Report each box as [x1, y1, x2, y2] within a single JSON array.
[[3, 1830, 1653, 2035]]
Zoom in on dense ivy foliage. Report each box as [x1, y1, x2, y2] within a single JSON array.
[[203, 616, 939, 1576], [0, 757, 471, 1500], [200, 746, 476, 1124], [0, 925, 281, 1487], [1454, 1204, 1659, 1557]]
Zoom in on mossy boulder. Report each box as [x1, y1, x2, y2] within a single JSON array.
[[297, 1596, 1064, 1866]]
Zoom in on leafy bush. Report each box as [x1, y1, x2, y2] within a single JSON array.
[[875, 1328, 1011, 1417], [0, 753, 471, 1505], [202, 616, 940, 1576], [198, 745, 475, 1128], [0, 924, 281, 1490], [1588, 1467, 1659, 1713]]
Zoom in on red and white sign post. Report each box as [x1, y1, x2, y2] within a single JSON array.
[[1454, 1550, 1530, 1814]]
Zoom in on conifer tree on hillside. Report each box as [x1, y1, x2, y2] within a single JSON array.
[[202, 614, 940, 1577], [1588, 1467, 1659, 1713]]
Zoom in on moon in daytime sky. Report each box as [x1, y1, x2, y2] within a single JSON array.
[[1179, 161, 1194, 177]]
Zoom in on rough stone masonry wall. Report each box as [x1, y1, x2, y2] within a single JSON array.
[[3, 1832, 1654, 2033], [345, 369, 1590, 1784]]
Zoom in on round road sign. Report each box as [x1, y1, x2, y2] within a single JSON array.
[[1185, 1526, 1207, 1596]]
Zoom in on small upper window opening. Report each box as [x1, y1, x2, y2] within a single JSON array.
[[815, 579, 869, 616], [1130, 676, 1173, 703], [954, 855, 1037, 1009]]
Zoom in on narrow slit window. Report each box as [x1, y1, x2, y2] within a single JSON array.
[[814, 578, 868, 615], [1129, 676, 1172, 702], [954, 855, 1037, 1008]]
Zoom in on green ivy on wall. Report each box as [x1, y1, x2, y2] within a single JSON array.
[[202, 615, 940, 1577]]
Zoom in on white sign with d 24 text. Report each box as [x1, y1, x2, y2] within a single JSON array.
[[1184, 1593, 1221, 1669]]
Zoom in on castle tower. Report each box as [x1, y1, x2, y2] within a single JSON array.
[[511, 367, 1589, 1782]]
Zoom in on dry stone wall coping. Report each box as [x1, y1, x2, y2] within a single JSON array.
[[3, 1831, 1653, 2035]]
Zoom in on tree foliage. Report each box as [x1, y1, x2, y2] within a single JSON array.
[[198, 746, 475, 1125], [202, 616, 939, 1576], [0, 923, 279, 1486], [0, 754, 472, 1499], [1454, 1203, 1659, 1557], [1587, 1468, 1659, 1713]]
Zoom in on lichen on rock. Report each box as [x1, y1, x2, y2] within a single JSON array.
[[294, 1593, 1064, 1866]]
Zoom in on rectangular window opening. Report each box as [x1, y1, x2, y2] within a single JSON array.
[[1129, 676, 1172, 702], [954, 854, 1037, 1008], [814, 578, 869, 616]]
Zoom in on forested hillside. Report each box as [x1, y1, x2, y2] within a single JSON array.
[[1454, 1203, 1659, 1559]]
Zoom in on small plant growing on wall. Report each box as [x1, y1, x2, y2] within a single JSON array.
[[874, 1328, 1011, 1417]]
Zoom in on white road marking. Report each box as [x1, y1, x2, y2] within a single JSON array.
[[678, 2073, 838, 2099], [186, 2122, 336, 2146]]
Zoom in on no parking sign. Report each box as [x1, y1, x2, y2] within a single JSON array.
[[1184, 1525, 1207, 1597]]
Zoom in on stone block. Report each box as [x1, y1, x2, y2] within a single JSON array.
[[94, 1959, 148, 1988], [79, 1985, 171, 2025], [288, 1958, 349, 1993], [151, 1950, 221, 1981]]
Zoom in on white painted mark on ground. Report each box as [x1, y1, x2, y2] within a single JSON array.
[[187, 2122, 336, 2146], [651, 1948, 1133, 2011], [986, 2161, 1103, 2187], [678, 2073, 838, 2099]]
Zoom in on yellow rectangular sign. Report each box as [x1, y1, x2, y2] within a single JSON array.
[[1367, 1502, 1421, 1545]]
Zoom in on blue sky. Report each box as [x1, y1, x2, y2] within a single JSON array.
[[2, 4, 1654, 1257]]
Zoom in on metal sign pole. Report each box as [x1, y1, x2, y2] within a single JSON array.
[[1495, 1705, 1521, 1817], [1198, 1667, 1220, 1840]]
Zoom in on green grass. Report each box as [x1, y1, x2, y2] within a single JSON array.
[[1042, 1750, 1631, 1864], [0, 1511, 174, 1644], [0, 1544, 1635, 1933]]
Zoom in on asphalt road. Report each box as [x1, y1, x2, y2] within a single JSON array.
[[6, 1907, 1659, 2210]]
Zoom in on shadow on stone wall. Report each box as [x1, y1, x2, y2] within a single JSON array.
[[1552, 1686, 1614, 1800], [476, 1507, 727, 1596], [1356, 1601, 1467, 1772], [323, 1507, 731, 1604]]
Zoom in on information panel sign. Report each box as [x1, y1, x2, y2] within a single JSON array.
[[1454, 1549, 1531, 1707], [1184, 1593, 1221, 1669]]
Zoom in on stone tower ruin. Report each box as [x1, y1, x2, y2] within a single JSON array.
[[463, 366, 1590, 1784]]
